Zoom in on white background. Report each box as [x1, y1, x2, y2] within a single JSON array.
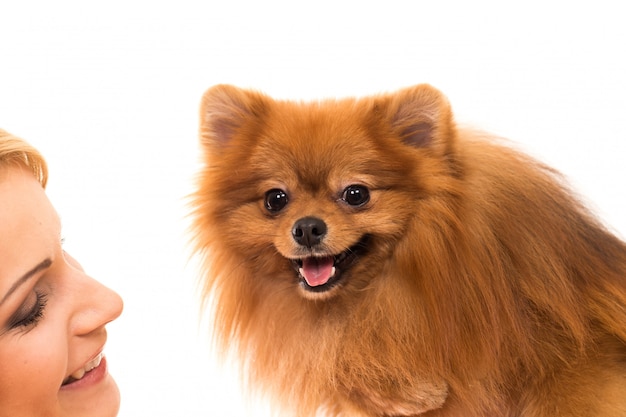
[[1, 1, 625, 416]]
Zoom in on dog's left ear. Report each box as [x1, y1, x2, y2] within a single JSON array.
[[199, 84, 269, 148], [380, 84, 456, 154]]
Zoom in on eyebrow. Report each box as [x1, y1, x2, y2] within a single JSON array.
[[0, 258, 52, 305]]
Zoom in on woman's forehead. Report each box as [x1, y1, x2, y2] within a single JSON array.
[[0, 166, 60, 284]]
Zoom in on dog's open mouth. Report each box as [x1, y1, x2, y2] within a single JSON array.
[[291, 235, 370, 293]]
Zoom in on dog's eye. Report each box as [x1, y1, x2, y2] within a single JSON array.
[[264, 189, 289, 212], [342, 185, 370, 207]]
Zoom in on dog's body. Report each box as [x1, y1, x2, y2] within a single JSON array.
[[191, 84, 626, 416]]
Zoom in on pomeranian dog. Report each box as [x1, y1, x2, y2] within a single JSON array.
[[190, 84, 626, 416]]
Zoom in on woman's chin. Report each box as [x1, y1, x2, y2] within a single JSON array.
[[59, 361, 120, 417]]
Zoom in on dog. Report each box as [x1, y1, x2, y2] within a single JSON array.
[[190, 84, 626, 416]]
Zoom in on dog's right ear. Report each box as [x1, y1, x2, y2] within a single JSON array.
[[199, 84, 269, 147]]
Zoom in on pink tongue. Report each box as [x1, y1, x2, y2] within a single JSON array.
[[300, 256, 334, 287]]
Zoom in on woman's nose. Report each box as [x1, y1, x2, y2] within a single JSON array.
[[72, 277, 124, 336], [62, 251, 124, 335]]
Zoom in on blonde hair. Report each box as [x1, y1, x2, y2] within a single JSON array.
[[0, 129, 48, 188]]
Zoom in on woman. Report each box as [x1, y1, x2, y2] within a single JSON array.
[[0, 129, 123, 416]]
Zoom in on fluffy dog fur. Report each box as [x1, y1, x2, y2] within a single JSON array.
[[190, 84, 626, 416]]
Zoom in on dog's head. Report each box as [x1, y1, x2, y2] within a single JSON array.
[[194, 84, 457, 300]]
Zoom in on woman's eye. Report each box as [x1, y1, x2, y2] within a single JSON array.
[[9, 292, 48, 330], [342, 184, 370, 207], [264, 189, 288, 213]]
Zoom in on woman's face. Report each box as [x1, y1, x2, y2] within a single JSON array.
[[0, 166, 123, 417]]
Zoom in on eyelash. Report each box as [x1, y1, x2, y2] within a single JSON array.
[[11, 292, 48, 330]]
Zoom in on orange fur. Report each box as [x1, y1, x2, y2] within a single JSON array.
[[190, 84, 626, 416]]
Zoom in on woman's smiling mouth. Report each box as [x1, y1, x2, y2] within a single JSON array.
[[61, 352, 106, 388]]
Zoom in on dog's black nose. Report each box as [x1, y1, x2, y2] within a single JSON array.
[[292, 216, 327, 248]]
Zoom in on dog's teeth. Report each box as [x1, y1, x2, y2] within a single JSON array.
[[330, 267, 336, 277], [299, 267, 305, 277]]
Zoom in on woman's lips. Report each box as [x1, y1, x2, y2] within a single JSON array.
[[60, 353, 107, 389]]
